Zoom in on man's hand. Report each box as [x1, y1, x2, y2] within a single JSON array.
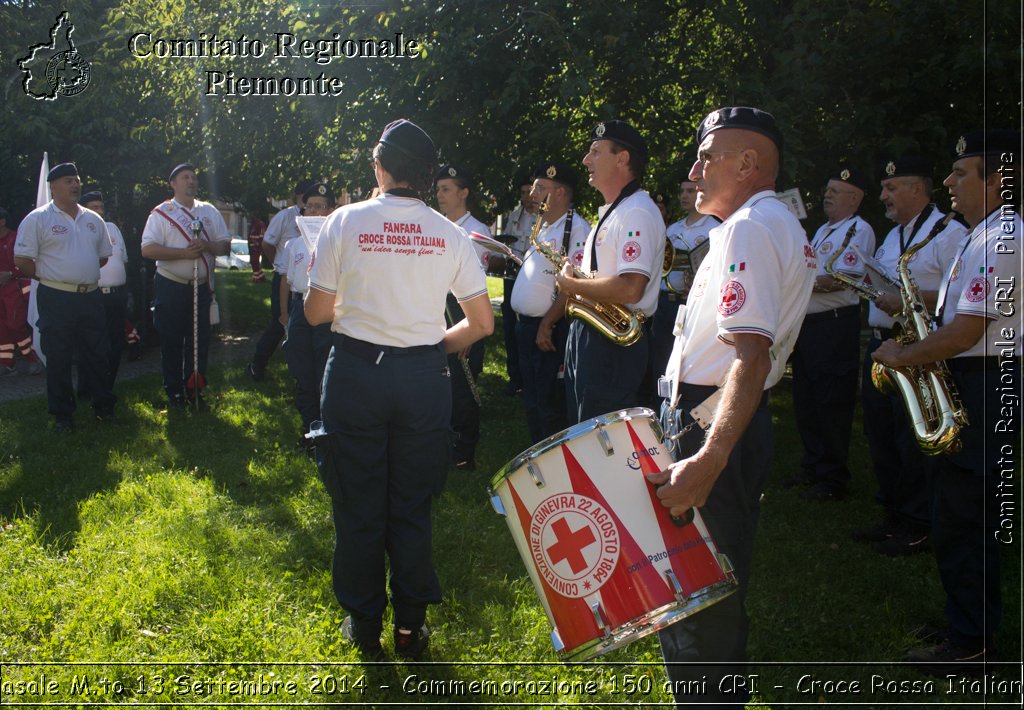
[[535, 321, 556, 352], [183, 241, 205, 259], [871, 338, 905, 367], [873, 292, 902, 317], [645, 448, 725, 518]]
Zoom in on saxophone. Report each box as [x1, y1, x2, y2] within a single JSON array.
[[824, 222, 886, 301], [528, 197, 645, 346], [869, 213, 968, 455]]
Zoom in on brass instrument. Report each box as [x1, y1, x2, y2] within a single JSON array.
[[662, 240, 692, 295], [528, 198, 645, 346], [823, 223, 886, 301], [870, 213, 968, 454]]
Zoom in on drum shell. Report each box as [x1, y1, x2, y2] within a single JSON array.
[[490, 407, 737, 660]]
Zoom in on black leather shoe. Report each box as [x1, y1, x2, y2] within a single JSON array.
[[454, 457, 476, 471], [852, 519, 899, 543], [246, 362, 264, 382], [394, 624, 429, 660], [873, 529, 929, 557], [908, 639, 988, 676], [341, 616, 385, 660]]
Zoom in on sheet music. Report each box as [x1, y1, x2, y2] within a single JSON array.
[[296, 216, 327, 252], [854, 245, 901, 299]]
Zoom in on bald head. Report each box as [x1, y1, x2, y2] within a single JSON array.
[[690, 128, 780, 220]]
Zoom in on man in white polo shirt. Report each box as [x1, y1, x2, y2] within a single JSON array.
[[141, 163, 230, 408], [647, 107, 815, 708], [13, 163, 116, 431]]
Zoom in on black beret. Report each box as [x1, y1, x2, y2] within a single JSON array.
[[79, 190, 104, 205], [293, 179, 316, 196], [696, 107, 784, 157], [590, 120, 648, 160], [952, 129, 1021, 159], [378, 119, 437, 165], [302, 182, 334, 203], [514, 169, 534, 188], [435, 164, 472, 185], [881, 156, 932, 181], [654, 193, 667, 205], [169, 163, 195, 181], [830, 166, 869, 193], [47, 163, 79, 181], [532, 161, 578, 188]]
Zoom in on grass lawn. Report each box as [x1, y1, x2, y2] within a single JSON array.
[[0, 272, 1019, 707]]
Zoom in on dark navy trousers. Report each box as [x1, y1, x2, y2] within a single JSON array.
[[515, 314, 568, 443], [284, 296, 332, 433], [791, 304, 860, 491], [318, 335, 450, 630], [564, 318, 649, 424], [37, 284, 115, 420], [445, 294, 483, 461], [501, 278, 522, 390], [861, 335, 934, 530], [152, 273, 211, 398], [658, 385, 772, 709], [251, 271, 285, 373], [932, 360, 1017, 648]]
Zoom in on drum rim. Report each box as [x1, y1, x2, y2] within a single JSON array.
[[489, 406, 659, 490]]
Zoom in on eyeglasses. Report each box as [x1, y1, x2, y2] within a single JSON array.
[[824, 186, 858, 196], [694, 149, 742, 167]]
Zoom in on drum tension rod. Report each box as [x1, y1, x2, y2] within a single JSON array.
[[527, 460, 545, 488], [596, 426, 615, 456], [664, 569, 686, 599], [590, 602, 611, 637]]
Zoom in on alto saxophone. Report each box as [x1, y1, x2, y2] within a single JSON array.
[[824, 222, 886, 300], [870, 213, 968, 454], [528, 197, 645, 346]]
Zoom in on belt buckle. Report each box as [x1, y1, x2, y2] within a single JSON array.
[[76, 285, 88, 294]]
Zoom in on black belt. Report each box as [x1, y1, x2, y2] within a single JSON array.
[[677, 382, 770, 408], [659, 291, 680, 303], [871, 327, 894, 340], [947, 356, 1006, 373], [100, 285, 124, 294], [516, 314, 544, 324], [336, 334, 441, 365], [804, 304, 859, 323]]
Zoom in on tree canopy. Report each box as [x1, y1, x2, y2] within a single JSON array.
[[1, 0, 1019, 233]]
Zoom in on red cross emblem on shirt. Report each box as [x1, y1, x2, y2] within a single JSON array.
[[965, 276, 988, 303], [546, 517, 597, 574], [622, 240, 641, 262]]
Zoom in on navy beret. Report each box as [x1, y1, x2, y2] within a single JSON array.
[[302, 182, 334, 202], [79, 190, 104, 205], [881, 156, 932, 181], [293, 179, 316, 196], [435, 164, 472, 185], [532, 161, 578, 188], [169, 163, 195, 181], [590, 120, 648, 160], [696, 107, 784, 156], [379, 119, 437, 165], [47, 163, 79, 181], [831, 166, 869, 193], [952, 129, 1021, 159]]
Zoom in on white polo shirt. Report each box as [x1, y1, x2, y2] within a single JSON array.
[[580, 189, 666, 316], [937, 211, 1023, 358], [14, 202, 112, 285], [868, 206, 965, 328], [510, 211, 591, 318], [808, 214, 875, 313], [453, 212, 494, 270], [665, 190, 815, 389], [501, 205, 539, 260], [308, 193, 487, 347], [97, 222, 128, 288], [262, 204, 301, 249], [141, 199, 230, 283], [664, 213, 718, 294]]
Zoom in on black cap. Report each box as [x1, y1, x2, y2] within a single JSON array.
[[590, 120, 649, 160], [169, 163, 195, 181], [831, 166, 869, 193], [378, 119, 437, 164], [293, 179, 316, 196], [80, 190, 104, 205], [952, 129, 1021, 159], [881, 156, 932, 181], [532, 161, 578, 188], [514, 169, 533, 188], [435, 164, 472, 185], [696, 107, 784, 156], [302, 182, 334, 203], [47, 163, 79, 182]]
